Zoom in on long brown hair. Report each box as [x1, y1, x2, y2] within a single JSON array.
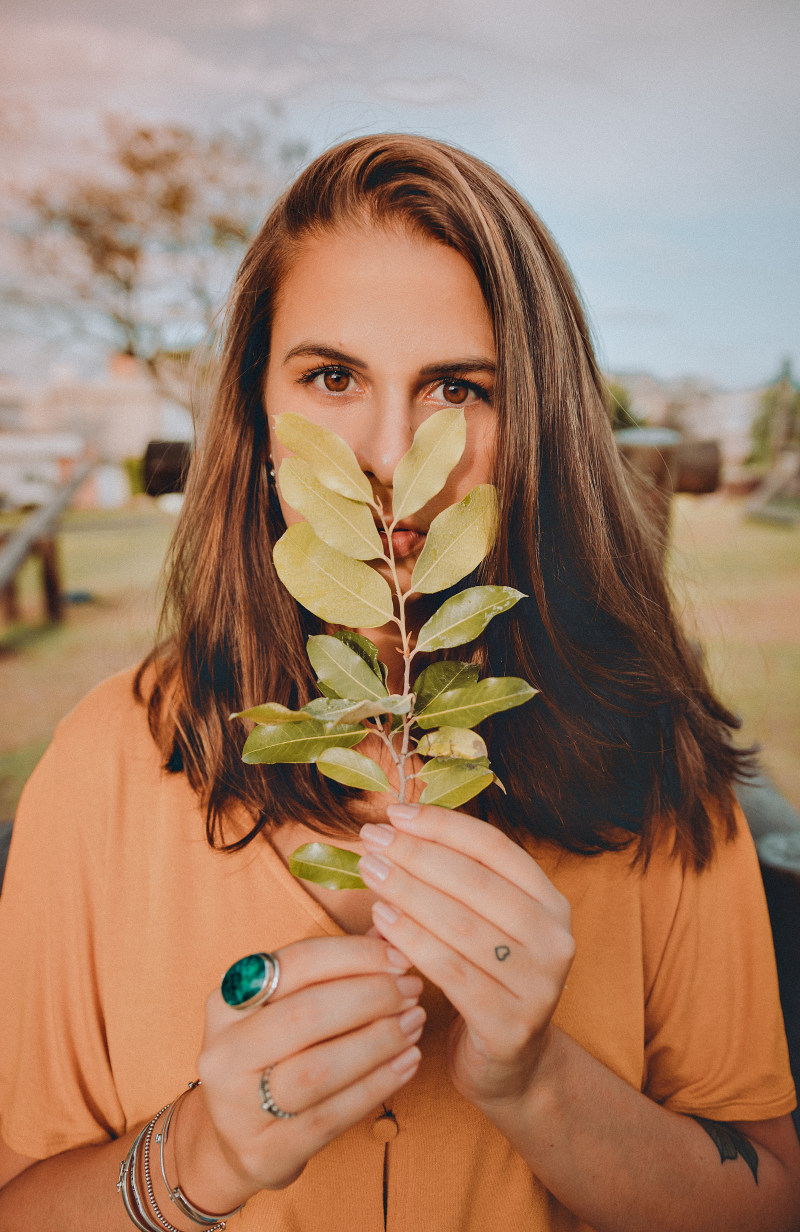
[[137, 133, 750, 868]]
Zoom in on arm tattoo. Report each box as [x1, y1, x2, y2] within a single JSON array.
[[691, 1116, 759, 1184]]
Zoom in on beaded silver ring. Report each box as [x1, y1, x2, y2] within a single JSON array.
[[259, 1064, 298, 1119]]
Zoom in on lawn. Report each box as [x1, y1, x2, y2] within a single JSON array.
[[0, 504, 175, 819], [668, 493, 800, 812], [1, 494, 798, 820]]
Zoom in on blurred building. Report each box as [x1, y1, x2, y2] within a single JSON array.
[[609, 371, 763, 480], [0, 356, 193, 510]]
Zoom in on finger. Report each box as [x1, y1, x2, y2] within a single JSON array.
[[361, 823, 558, 945], [370, 900, 571, 1047], [208, 935, 412, 1028], [218, 971, 423, 1064], [385, 803, 569, 917], [359, 850, 539, 990], [264, 1003, 426, 1116], [257, 1045, 422, 1184]]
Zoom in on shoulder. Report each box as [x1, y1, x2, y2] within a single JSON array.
[[51, 665, 150, 747]]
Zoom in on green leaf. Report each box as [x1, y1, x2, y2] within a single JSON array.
[[410, 484, 498, 594], [278, 457, 384, 560], [305, 695, 411, 725], [416, 726, 488, 760], [415, 676, 538, 730], [307, 634, 389, 701], [273, 412, 373, 502], [415, 586, 525, 652], [333, 631, 389, 687], [316, 748, 392, 792], [392, 407, 466, 521], [411, 661, 480, 712], [289, 842, 367, 890], [241, 718, 366, 764], [230, 702, 308, 724], [274, 523, 394, 627], [418, 758, 495, 809]]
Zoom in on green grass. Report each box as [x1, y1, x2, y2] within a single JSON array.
[[668, 494, 800, 811], [0, 505, 175, 819]]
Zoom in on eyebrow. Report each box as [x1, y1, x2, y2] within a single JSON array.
[[283, 343, 496, 377]]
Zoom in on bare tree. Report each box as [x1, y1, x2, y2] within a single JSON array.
[[13, 116, 304, 406]]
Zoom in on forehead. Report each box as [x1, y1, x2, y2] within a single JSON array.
[[270, 223, 494, 361]]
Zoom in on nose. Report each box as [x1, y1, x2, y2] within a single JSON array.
[[352, 386, 415, 497]]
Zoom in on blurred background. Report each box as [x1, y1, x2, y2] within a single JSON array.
[[1, 0, 798, 831]]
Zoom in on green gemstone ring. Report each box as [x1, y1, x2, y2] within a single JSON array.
[[221, 952, 281, 1010]]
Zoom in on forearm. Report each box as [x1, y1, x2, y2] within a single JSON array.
[[0, 1097, 254, 1232], [477, 1027, 800, 1232]]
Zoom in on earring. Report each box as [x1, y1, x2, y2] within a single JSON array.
[[268, 460, 276, 483]]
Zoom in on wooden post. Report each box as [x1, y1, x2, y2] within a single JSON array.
[[34, 537, 63, 622]]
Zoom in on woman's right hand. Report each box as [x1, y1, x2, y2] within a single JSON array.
[[176, 936, 424, 1206]]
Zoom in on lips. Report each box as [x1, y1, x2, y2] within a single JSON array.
[[376, 523, 427, 560]]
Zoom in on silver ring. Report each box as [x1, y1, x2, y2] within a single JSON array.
[[259, 1064, 298, 1119], [221, 951, 281, 1011]]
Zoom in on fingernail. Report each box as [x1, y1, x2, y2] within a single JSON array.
[[385, 945, 410, 971], [390, 1045, 421, 1074], [387, 804, 421, 823], [396, 974, 422, 998], [359, 854, 391, 883], [398, 1005, 426, 1034], [373, 901, 400, 927], [361, 823, 395, 847]]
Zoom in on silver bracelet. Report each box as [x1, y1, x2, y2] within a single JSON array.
[[160, 1081, 245, 1229], [118, 1120, 166, 1232], [142, 1111, 187, 1232]]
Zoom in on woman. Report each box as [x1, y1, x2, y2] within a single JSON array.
[[0, 134, 797, 1231]]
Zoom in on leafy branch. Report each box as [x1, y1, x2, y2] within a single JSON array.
[[232, 407, 538, 888]]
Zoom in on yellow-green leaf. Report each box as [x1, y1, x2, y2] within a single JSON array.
[[316, 748, 392, 792], [415, 586, 525, 652], [410, 484, 498, 594], [418, 759, 495, 809], [278, 457, 384, 560], [415, 676, 538, 730], [411, 661, 479, 712], [241, 718, 366, 763], [306, 695, 411, 725], [274, 523, 393, 627], [416, 726, 488, 760], [392, 407, 466, 521], [273, 412, 373, 502], [334, 631, 389, 687], [230, 702, 309, 724], [289, 842, 366, 890], [307, 634, 389, 701]]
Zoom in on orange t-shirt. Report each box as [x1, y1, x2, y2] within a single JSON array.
[[0, 671, 795, 1231]]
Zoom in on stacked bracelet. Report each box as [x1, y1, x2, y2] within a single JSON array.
[[118, 1082, 246, 1232]]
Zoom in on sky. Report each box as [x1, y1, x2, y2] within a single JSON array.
[[1, 0, 798, 388]]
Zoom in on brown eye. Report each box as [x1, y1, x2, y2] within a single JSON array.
[[442, 381, 469, 404], [323, 370, 350, 393]]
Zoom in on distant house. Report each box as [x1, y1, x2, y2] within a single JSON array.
[[609, 371, 764, 480], [0, 355, 193, 509]]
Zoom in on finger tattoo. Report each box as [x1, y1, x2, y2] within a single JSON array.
[[494, 945, 511, 961]]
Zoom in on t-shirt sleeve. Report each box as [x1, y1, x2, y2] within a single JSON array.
[[0, 680, 129, 1158], [641, 802, 796, 1121]]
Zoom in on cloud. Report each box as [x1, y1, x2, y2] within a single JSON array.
[[375, 76, 476, 106]]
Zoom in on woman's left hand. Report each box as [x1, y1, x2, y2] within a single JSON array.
[[358, 802, 575, 1110]]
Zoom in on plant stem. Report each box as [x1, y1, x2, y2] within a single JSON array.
[[371, 499, 416, 802]]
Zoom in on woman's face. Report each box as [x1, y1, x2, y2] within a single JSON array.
[[264, 222, 497, 593]]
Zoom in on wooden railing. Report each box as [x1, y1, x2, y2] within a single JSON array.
[[0, 459, 94, 624]]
